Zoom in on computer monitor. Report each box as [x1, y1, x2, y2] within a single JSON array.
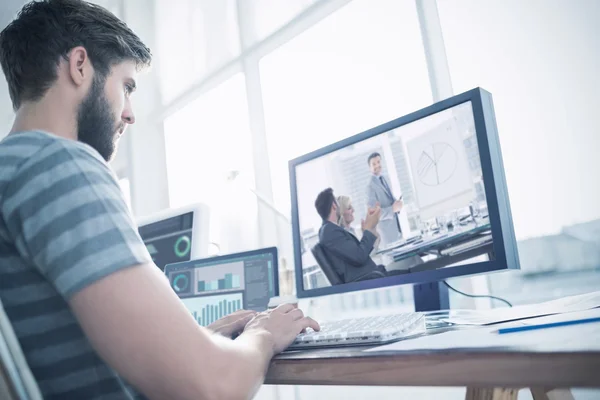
[[137, 204, 210, 271], [164, 247, 279, 326], [289, 88, 519, 304]]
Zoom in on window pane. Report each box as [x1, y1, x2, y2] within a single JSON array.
[[260, 0, 431, 215], [164, 74, 257, 252], [438, 0, 600, 302], [259, 0, 431, 311], [118, 177, 133, 213], [155, 0, 241, 103], [247, 0, 317, 42]]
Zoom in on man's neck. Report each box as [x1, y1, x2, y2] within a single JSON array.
[[326, 215, 337, 225], [10, 95, 77, 140]]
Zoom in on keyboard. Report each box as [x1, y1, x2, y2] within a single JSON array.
[[287, 312, 425, 350]]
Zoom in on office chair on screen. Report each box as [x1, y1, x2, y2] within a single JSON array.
[[0, 301, 42, 400], [311, 243, 386, 285]]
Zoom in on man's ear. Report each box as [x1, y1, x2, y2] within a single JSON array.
[[67, 46, 91, 87]]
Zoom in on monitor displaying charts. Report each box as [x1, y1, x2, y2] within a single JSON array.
[[164, 247, 279, 326], [137, 204, 210, 271]]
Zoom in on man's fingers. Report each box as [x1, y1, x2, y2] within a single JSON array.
[[297, 316, 320, 332], [239, 313, 256, 323], [231, 309, 256, 318], [289, 308, 304, 321], [274, 303, 297, 314]]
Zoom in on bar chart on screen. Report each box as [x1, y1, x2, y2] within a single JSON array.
[[182, 293, 244, 327], [197, 273, 241, 292], [194, 261, 245, 295]]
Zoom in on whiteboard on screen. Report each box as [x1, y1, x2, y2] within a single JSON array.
[[406, 120, 474, 219]]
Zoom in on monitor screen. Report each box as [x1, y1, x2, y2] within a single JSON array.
[[290, 91, 517, 296], [138, 212, 194, 271], [164, 248, 278, 327]]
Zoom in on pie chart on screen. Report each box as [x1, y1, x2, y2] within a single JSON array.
[[417, 142, 458, 186], [172, 272, 191, 293]]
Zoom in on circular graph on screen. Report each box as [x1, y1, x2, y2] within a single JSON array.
[[417, 142, 458, 186], [174, 235, 191, 258], [172, 273, 190, 293]]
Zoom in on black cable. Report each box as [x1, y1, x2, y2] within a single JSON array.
[[443, 281, 513, 308]]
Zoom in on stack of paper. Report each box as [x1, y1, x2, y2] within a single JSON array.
[[441, 291, 600, 326], [365, 308, 600, 353]]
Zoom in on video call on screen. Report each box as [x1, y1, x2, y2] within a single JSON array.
[[296, 101, 494, 290]]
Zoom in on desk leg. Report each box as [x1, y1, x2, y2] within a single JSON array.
[[465, 387, 518, 400], [530, 388, 575, 400]]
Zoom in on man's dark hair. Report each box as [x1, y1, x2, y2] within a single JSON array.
[[315, 188, 336, 221], [0, 0, 152, 110], [367, 152, 381, 165]]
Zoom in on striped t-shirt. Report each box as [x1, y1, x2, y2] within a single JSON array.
[[0, 131, 151, 399]]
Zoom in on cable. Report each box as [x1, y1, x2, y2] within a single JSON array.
[[208, 242, 221, 256], [443, 281, 513, 308]]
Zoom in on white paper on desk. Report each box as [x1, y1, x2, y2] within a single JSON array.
[[442, 291, 600, 326], [365, 310, 600, 353]]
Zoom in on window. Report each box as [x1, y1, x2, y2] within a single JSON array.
[[438, 0, 600, 303], [154, 0, 241, 103], [246, 0, 318, 43], [260, 0, 432, 216], [164, 74, 258, 253], [118, 177, 133, 213], [258, 0, 431, 310]]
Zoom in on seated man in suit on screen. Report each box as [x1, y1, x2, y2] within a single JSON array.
[[315, 188, 388, 283]]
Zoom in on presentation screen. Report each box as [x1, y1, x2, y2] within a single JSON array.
[[293, 101, 495, 292]]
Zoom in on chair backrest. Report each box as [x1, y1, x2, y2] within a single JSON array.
[[0, 301, 42, 400], [311, 243, 344, 285]]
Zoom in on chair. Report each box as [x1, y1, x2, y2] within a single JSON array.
[[0, 301, 42, 400], [311, 243, 343, 285], [311, 243, 387, 285]]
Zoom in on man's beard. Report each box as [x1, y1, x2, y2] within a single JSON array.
[[77, 75, 121, 162]]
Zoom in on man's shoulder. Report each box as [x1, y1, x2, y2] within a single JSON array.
[[0, 131, 108, 180], [366, 175, 378, 188], [0, 131, 53, 162], [0, 131, 115, 214], [320, 222, 345, 238], [1, 131, 104, 162]]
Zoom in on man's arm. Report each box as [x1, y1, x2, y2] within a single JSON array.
[[69, 263, 274, 400], [321, 225, 377, 267], [367, 183, 393, 220], [2, 140, 315, 400]]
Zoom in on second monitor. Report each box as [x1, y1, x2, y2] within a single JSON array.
[[164, 247, 279, 327]]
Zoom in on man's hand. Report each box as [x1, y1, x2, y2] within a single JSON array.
[[362, 204, 381, 234], [242, 304, 320, 356], [392, 199, 404, 213], [207, 310, 257, 338]]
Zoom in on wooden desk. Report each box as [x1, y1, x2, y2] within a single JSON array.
[[266, 309, 600, 399]]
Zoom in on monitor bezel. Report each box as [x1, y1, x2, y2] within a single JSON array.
[[289, 87, 519, 299], [163, 246, 280, 300], [136, 203, 210, 261]]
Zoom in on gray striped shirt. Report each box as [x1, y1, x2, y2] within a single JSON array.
[[0, 131, 151, 399]]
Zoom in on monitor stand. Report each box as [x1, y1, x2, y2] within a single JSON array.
[[413, 281, 450, 312]]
